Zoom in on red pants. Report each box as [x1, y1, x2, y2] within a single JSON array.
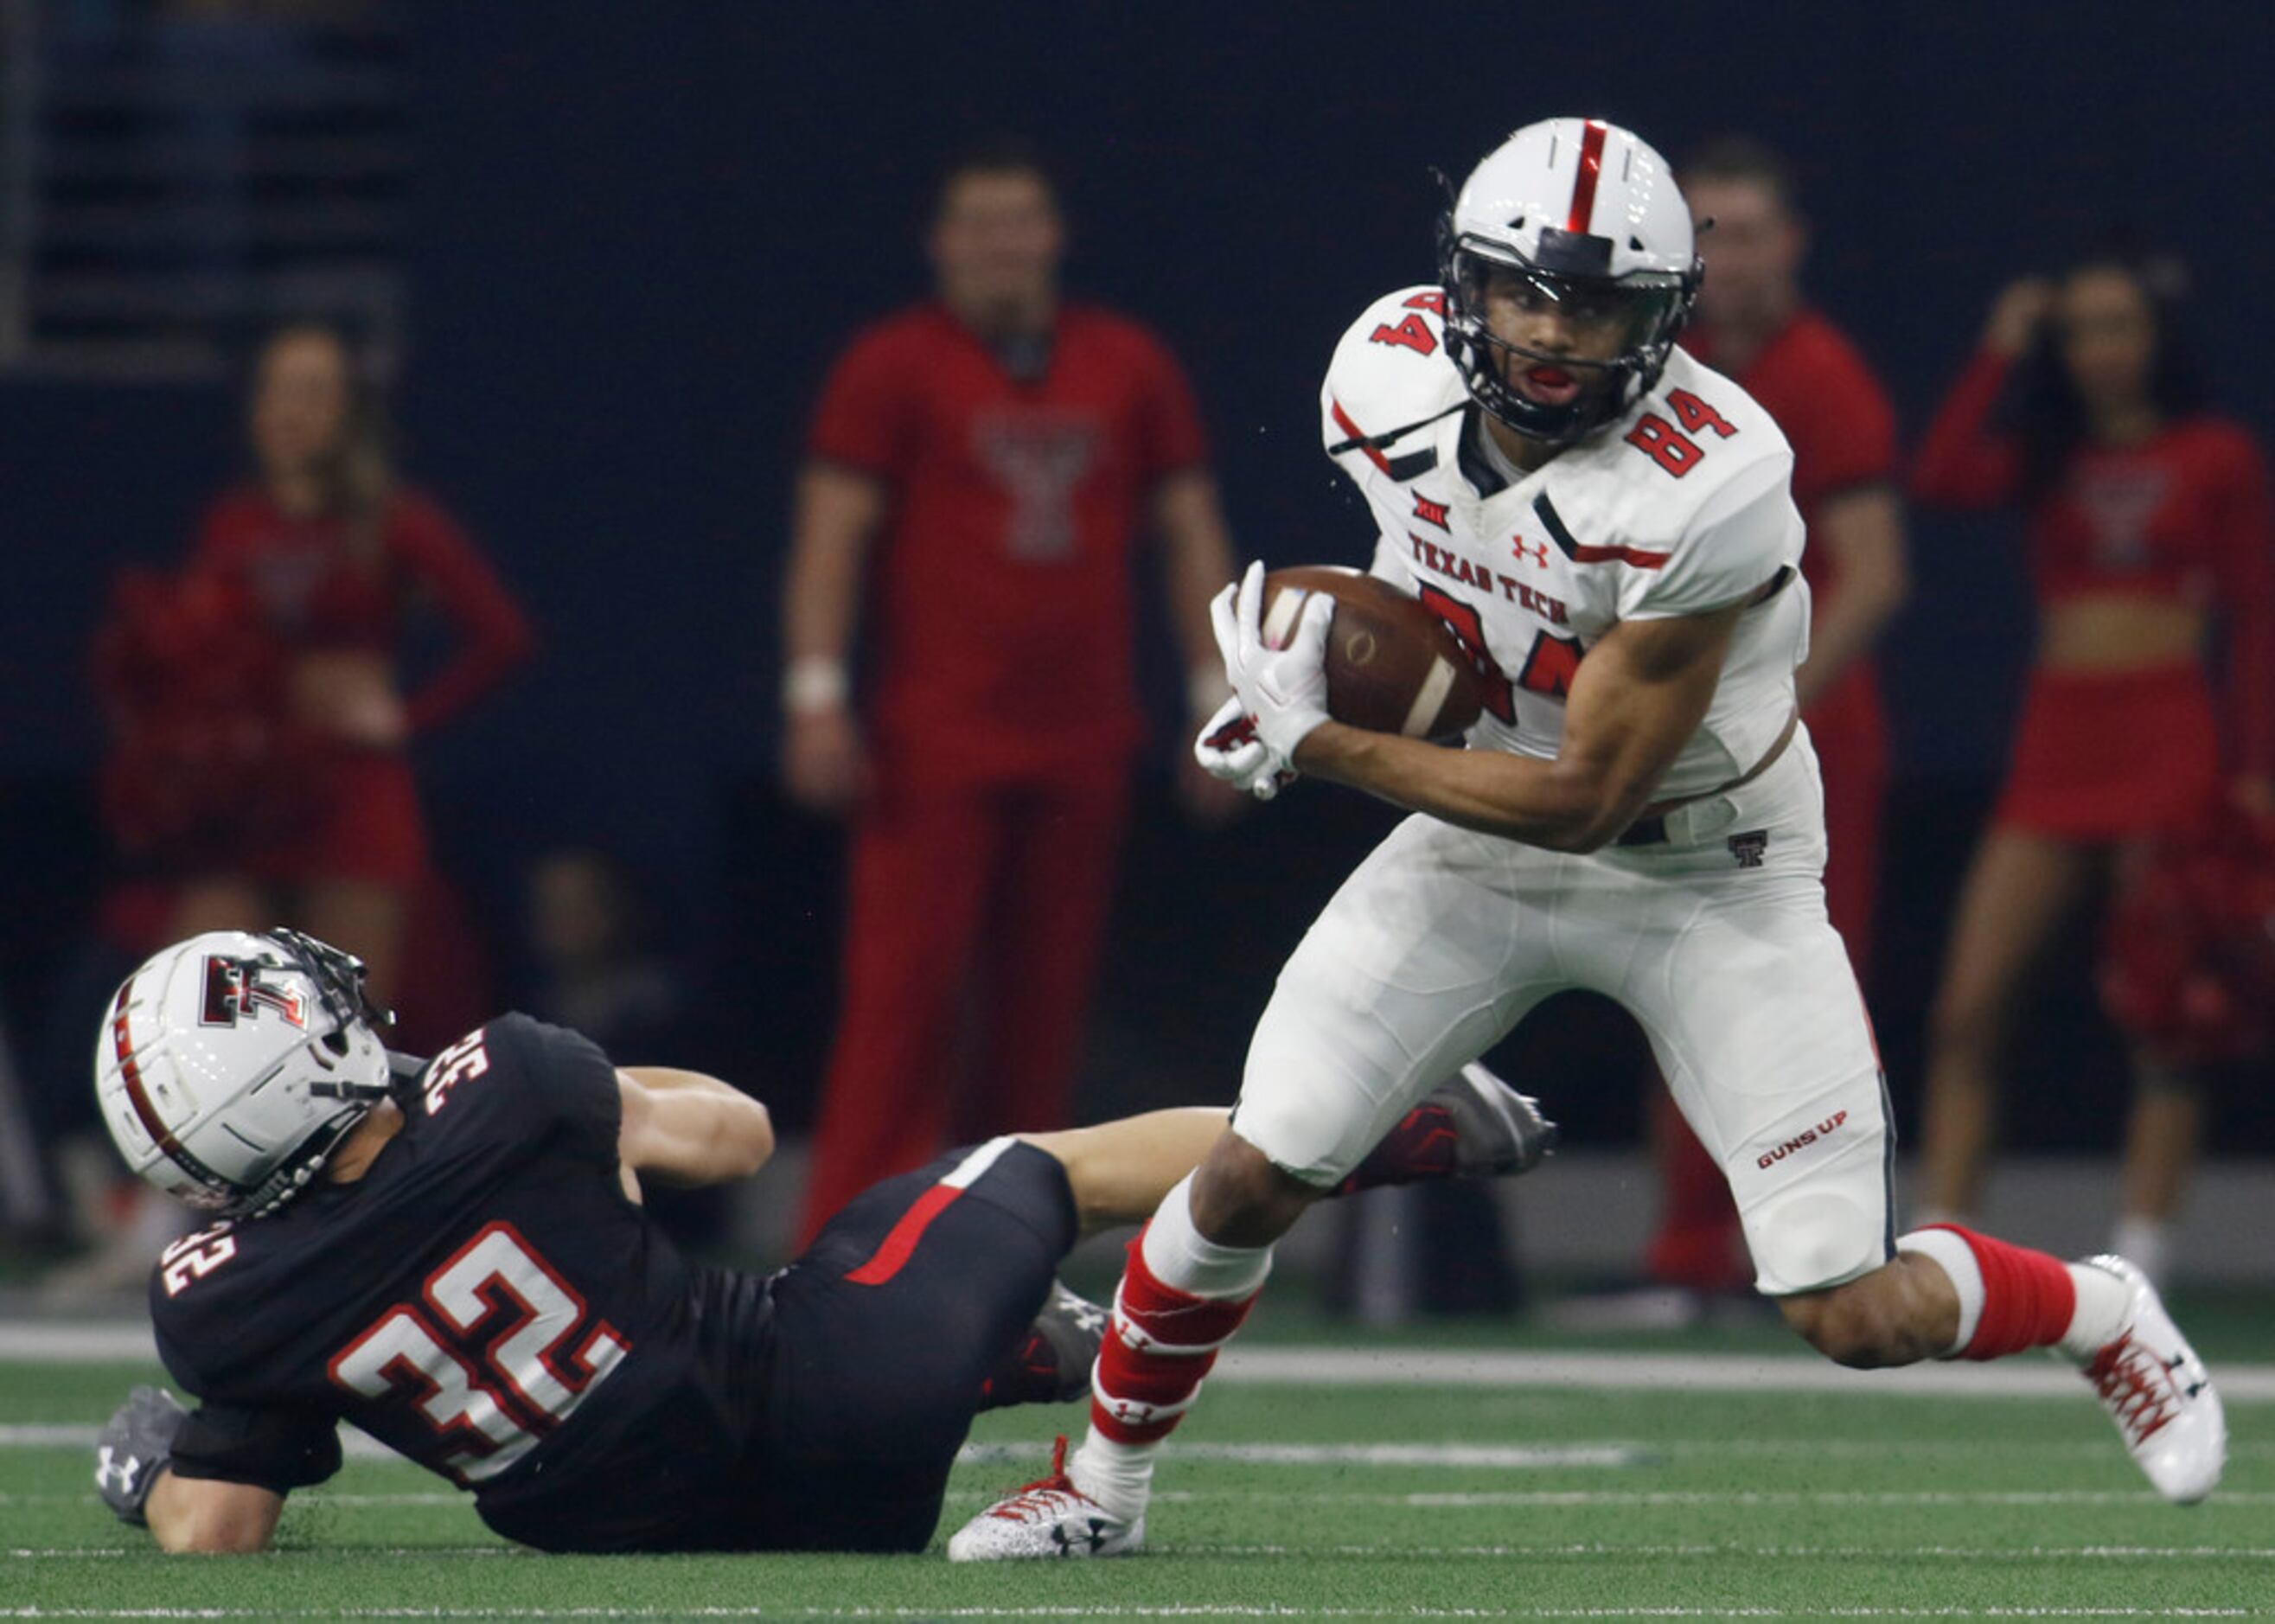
[[1647, 702, 1884, 1291], [796, 765, 1130, 1247]]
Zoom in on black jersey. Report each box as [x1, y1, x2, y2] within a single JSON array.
[[150, 1017, 1082, 1554], [150, 1014, 764, 1541]]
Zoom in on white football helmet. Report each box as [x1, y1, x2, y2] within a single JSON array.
[[95, 929, 394, 1218], [1440, 117, 1701, 444]]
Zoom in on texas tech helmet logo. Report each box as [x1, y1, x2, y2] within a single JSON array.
[[200, 957, 308, 1030]]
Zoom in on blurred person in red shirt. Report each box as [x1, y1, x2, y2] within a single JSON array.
[[59, 323, 531, 1292], [110, 323, 534, 1006], [1911, 249, 2275, 1284], [1634, 137, 1912, 1301], [782, 139, 1240, 1245]]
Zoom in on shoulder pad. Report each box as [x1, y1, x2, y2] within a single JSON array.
[[1320, 286, 1467, 483]]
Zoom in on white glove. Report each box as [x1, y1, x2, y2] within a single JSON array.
[[1211, 560, 1333, 762], [1193, 695, 1296, 801]]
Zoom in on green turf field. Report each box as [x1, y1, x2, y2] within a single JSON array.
[[5, 1299, 2269, 1621]]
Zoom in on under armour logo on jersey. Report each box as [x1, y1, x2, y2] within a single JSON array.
[[1511, 535, 1550, 568], [1411, 491, 1451, 532], [93, 1447, 142, 1498], [199, 956, 308, 1030], [1729, 830, 1770, 869]]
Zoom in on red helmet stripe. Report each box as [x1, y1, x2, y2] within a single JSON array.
[[112, 981, 227, 1195], [1565, 118, 1609, 233]]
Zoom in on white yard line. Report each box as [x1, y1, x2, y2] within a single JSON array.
[[0, 1606, 2266, 1620], [10, 1325, 2272, 1401], [10, 1543, 2272, 1562], [1213, 1347, 2275, 1400], [959, 1442, 1647, 1467], [26, 1484, 2274, 1512], [1170, 1544, 2275, 1561], [0, 1325, 153, 1360]]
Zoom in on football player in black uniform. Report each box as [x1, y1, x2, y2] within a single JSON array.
[[90, 929, 1556, 1554]]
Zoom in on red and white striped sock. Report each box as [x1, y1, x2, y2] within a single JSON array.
[[1899, 1224, 2131, 1363], [1068, 1174, 1271, 1519]]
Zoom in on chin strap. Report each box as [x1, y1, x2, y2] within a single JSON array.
[[1324, 399, 1466, 460], [232, 1104, 373, 1218]]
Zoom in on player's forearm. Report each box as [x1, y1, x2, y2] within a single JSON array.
[[783, 545, 863, 666], [1294, 723, 1640, 852], [782, 467, 883, 677], [617, 1069, 775, 1186], [1795, 491, 1910, 710], [777, 541, 855, 673], [144, 1470, 280, 1554]]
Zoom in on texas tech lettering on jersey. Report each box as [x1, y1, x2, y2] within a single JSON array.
[[1318, 285, 1812, 803]]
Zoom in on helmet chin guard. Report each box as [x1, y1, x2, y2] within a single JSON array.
[[1438, 118, 1702, 446], [95, 929, 396, 1218]]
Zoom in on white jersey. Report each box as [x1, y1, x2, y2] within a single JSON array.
[[1318, 286, 1809, 802]]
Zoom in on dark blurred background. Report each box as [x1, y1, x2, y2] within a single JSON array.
[[3, 1, 2272, 1172]]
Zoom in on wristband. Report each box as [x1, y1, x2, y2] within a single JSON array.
[[783, 659, 849, 714]]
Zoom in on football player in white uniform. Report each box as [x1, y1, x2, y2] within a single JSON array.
[[949, 118, 2225, 1562]]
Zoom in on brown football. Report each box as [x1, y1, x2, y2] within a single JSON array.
[[1258, 566, 1486, 738]]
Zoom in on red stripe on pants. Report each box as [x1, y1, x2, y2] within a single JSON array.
[[844, 1183, 962, 1285]]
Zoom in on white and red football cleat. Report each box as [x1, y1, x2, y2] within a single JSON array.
[[945, 1435, 1144, 1561], [2074, 1255, 2225, 1505]]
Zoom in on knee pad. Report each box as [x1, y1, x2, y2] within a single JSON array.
[[1746, 1189, 1887, 1297]]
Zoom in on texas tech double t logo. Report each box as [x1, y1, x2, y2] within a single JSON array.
[[200, 957, 309, 1030]]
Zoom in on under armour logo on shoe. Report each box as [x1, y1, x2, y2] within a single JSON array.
[[1052, 1518, 1109, 1555], [1729, 830, 1769, 869], [2168, 1352, 2208, 1400], [93, 1446, 141, 1497]]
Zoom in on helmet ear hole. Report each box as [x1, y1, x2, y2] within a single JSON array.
[[323, 1029, 352, 1058]]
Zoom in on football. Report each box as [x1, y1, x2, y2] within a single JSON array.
[[1258, 566, 1486, 738]]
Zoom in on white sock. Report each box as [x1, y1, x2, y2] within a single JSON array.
[[1895, 1227, 1983, 1359], [2057, 1262, 2135, 1363], [1135, 1173, 1276, 1299], [1069, 1433, 1156, 1520], [1068, 1174, 1274, 1521], [2109, 1214, 2170, 1289]]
